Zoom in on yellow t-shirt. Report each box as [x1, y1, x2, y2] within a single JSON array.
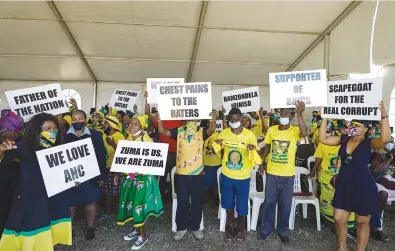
[[106, 131, 126, 168], [314, 143, 341, 184], [265, 125, 300, 177], [128, 133, 153, 143], [251, 126, 265, 139], [203, 132, 222, 167], [218, 128, 261, 180], [312, 129, 319, 145]]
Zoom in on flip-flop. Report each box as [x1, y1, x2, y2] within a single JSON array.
[[98, 214, 109, 221]]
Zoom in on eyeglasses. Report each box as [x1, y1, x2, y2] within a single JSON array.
[[342, 155, 353, 165]]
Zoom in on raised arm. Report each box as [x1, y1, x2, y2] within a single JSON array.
[[372, 101, 391, 149], [207, 112, 217, 137], [295, 101, 307, 137], [318, 118, 341, 146], [144, 92, 157, 123], [259, 107, 269, 134], [221, 106, 228, 129], [157, 114, 171, 138]]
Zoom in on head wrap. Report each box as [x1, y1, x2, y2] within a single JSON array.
[[0, 110, 24, 132], [93, 111, 105, 120], [242, 113, 257, 126], [134, 115, 149, 130], [111, 108, 118, 116], [63, 115, 72, 126], [106, 116, 121, 131]]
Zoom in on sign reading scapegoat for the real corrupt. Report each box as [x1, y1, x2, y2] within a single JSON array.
[[146, 78, 184, 104], [5, 83, 68, 121], [321, 78, 383, 121], [222, 86, 260, 114], [110, 140, 169, 176], [109, 89, 139, 110], [157, 82, 212, 120], [36, 138, 100, 197], [269, 69, 327, 108]]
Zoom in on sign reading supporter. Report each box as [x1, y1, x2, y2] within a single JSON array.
[[36, 138, 100, 197], [157, 82, 212, 120], [109, 89, 139, 110], [5, 83, 68, 121], [222, 86, 260, 114], [269, 69, 327, 108], [321, 78, 383, 121], [110, 140, 169, 176], [147, 78, 184, 104]]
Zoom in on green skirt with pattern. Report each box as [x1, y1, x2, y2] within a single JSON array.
[[117, 175, 164, 227]]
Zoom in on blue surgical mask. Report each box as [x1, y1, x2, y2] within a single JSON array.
[[279, 117, 290, 125]]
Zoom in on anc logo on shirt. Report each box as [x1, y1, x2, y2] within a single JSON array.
[[328, 156, 341, 175], [271, 140, 290, 164], [226, 149, 243, 170]]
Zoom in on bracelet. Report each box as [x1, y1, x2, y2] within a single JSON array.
[[382, 115, 389, 120]]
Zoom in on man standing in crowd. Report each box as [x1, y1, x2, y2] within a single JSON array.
[[259, 101, 307, 243], [158, 113, 216, 241]]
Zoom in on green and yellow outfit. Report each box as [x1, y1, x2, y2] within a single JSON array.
[[117, 133, 163, 227]]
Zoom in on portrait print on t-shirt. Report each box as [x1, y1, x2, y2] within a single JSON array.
[[226, 149, 243, 170], [329, 155, 341, 175], [271, 140, 290, 164]]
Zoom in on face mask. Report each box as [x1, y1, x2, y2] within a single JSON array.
[[349, 127, 360, 137], [40, 131, 58, 144], [229, 121, 241, 129], [279, 117, 290, 125], [104, 127, 111, 136], [385, 143, 394, 152], [132, 130, 142, 136], [185, 121, 198, 136], [72, 122, 85, 131]]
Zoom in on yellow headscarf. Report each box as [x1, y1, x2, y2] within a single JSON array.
[[134, 115, 149, 130], [106, 115, 122, 131], [111, 108, 118, 116], [63, 115, 72, 126]]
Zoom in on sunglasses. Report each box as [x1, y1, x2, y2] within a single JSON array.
[[342, 154, 353, 165]]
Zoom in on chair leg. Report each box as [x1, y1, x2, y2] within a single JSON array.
[[315, 200, 321, 231], [220, 208, 227, 232], [200, 212, 204, 230], [247, 200, 251, 232], [302, 204, 308, 219], [289, 199, 295, 230], [172, 199, 177, 233], [274, 203, 278, 229], [250, 199, 259, 231]]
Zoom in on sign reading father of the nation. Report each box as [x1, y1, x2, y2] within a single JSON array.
[[36, 138, 100, 197], [110, 140, 169, 176], [269, 69, 327, 108], [321, 78, 383, 121]]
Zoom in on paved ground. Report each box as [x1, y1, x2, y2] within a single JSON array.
[[56, 200, 395, 251]]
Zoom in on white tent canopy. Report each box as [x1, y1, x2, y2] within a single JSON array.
[[0, 1, 394, 117]]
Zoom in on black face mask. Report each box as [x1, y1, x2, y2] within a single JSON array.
[[72, 122, 85, 131], [104, 127, 111, 136]]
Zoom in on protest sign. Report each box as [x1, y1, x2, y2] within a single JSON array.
[[109, 89, 139, 110], [5, 83, 68, 121], [269, 69, 327, 108], [36, 138, 100, 197], [110, 140, 169, 176], [197, 120, 223, 132], [222, 86, 260, 114], [321, 78, 383, 121], [147, 78, 184, 104], [157, 82, 212, 120]]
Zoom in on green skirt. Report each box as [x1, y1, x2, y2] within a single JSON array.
[[117, 175, 164, 227]]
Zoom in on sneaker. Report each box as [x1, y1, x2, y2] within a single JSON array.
[[347, 229, 357, 243], [371, 230, 389, 242], [85, 228, 95, 240], [192, 229, 204, 240], [131, 236, 148, 250], [124, 230, 139, 241], [173, 230, 187, 241], [278, 234, 289, 244]]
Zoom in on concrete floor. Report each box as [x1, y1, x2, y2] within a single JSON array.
[[56, 200, 395, 251]]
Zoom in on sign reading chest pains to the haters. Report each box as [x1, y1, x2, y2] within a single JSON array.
[[5, 83, 68, 121], [109, 89, 139, 110], [222, 86, 260, 114], [36, 138, 100, 197], [269, 69, 327, 108], [321, 78, 383, 121], [157, 82, 212, 120], [110, 140, 169, 176]]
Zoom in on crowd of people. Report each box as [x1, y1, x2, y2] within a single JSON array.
[[0, 92, 392, 251]]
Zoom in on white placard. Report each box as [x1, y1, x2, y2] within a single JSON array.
[[321, 78, 383, 121], [109, 89, 139, 110], [110, 140, 169, 176], [269, 69, 327, 108], [5, 83, 68, 121], [157, 82, 212, 120], [36, 138, 100, 197], [222, 86, 261, 114], [147, 78, 184, 104], [197, 120, 223, 132]]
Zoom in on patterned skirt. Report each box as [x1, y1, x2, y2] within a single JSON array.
[[117, 175, 163, 227], [101, 172, 120, 196]]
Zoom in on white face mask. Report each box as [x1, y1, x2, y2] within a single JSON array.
[[229, 121, 241, 129], [279, 117, 290, 125], [132, 130, 142, 136]]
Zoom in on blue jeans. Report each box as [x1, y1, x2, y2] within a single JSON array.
[[260, 174, 294, 237]]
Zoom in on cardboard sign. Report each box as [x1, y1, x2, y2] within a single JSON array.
[[109, 89, 139, 110], [146, 78, 184, 104], [321, 78, 383, 121], [5, 83, 68, 121], [222, 86, 260, 114], [36, 138, 100, 197], [269, 69, 327, 108], [110, 140, 169, 176], [157, 82, 212, 120]]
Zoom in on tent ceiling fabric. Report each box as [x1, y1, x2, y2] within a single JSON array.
[[0, 0, 357, 85]]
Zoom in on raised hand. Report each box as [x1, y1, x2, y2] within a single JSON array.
[[295, 101, 305, 115]]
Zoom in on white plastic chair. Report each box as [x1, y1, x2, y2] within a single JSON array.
[[250, 166, 266, 231], [307, 156, 318, 197], [289, 166, 321, 231], [307, 156, 316, 172], [171, 167, 204, 232], [217, 167, 251, 232]]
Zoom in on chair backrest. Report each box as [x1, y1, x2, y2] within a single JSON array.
[[307, 156, 316, 171], [217, 167, 222, 196], [249, 166, 259, 193], [171, 166, 176, 198], [294, 166, 313, 193]]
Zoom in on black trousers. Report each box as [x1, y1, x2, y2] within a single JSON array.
[[159, 152, 176, 196]]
